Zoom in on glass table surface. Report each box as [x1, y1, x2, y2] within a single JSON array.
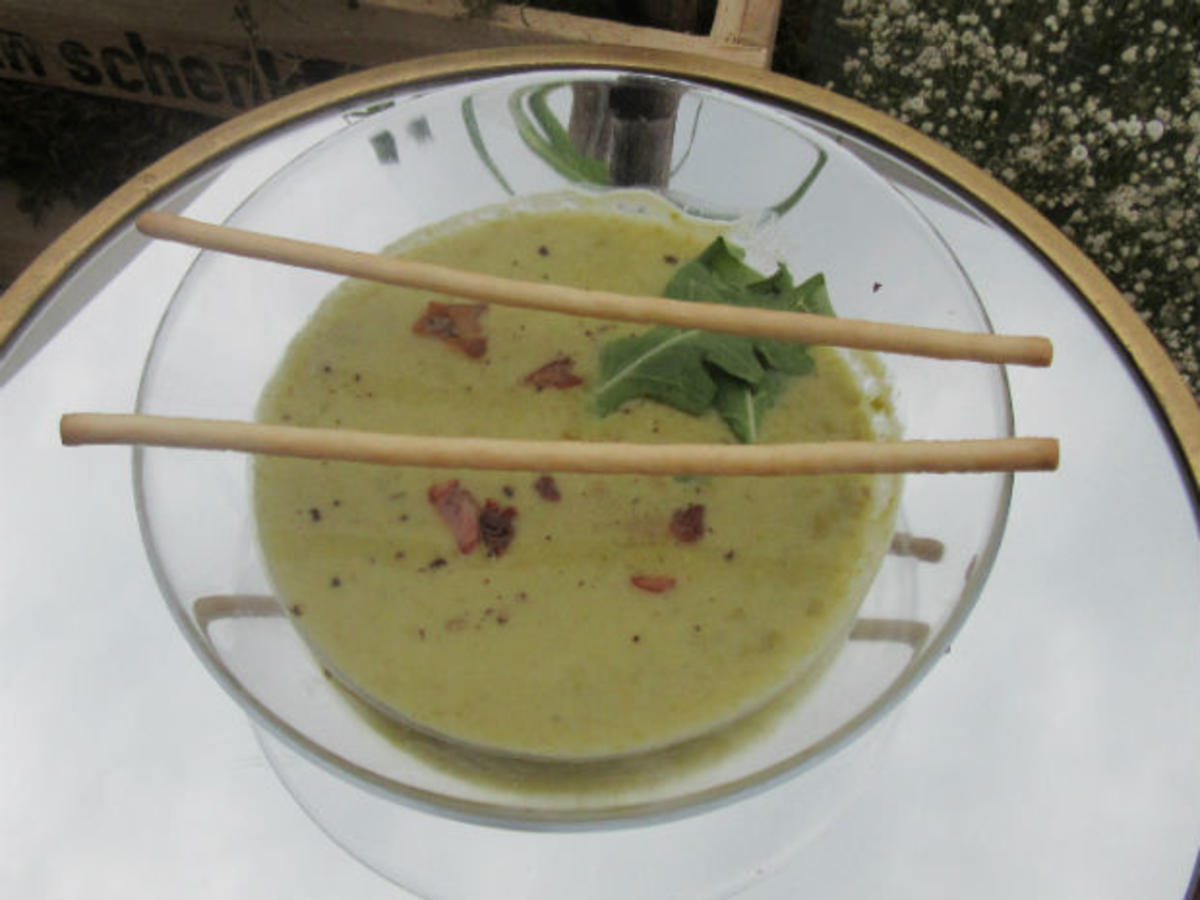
[[1, 55, 1196, 899]]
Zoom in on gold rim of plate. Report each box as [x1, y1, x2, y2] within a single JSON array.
[[3, 44, 1196, 489]]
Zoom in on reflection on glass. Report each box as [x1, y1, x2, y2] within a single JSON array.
[[463, 78, 827, 220]]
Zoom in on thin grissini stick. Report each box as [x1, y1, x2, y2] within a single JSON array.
[[61, 413, 1060, 476], [136, 211, 1054, 367]]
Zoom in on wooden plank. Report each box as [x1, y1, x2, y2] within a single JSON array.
[[0, 0, 780, 119], [711, 0, 784, 51]]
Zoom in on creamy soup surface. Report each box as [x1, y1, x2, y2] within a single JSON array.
[[254, 195, 900, 759]]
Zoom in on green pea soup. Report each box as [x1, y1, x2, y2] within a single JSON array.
[[253, 194, 900, 760]]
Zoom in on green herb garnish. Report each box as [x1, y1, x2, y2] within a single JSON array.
[[592, 238, 833, 442]]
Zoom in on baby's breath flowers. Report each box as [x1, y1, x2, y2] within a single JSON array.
[[821, 0, 1199, 395]]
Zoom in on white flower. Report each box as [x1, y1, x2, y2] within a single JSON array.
[[1146, 119, 1166, 141], [915, 45, 945, 70]]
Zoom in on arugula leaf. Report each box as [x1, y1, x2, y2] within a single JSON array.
[[713, 369, 787, 444], [593, 238, 835, 442], [666, 239, 763, 293], [796, 271, 834, 317], [594, 329, 719, 416]]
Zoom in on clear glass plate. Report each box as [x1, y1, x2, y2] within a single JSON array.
[[133, 63, 1012, 893]]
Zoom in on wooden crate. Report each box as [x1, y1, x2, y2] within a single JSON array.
[[0, 0, 782, 118]]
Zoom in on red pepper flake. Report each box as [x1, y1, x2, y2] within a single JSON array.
[[631, 574, 676, 594], [479, 499, 517, 558], [669, 504, 706, 543], [534, 475, 561, 502], [872, 282, 883, 293], [522, 355, 583, 391], [412, 301, 488, 358], [428, 480, 481, 553]]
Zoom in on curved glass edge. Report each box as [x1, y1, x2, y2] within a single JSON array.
[[136, 433, 1009, 830], [129, 63, 1018, 830]]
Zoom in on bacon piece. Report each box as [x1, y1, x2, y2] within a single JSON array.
[[428, 480, 480, 554], [631, 575, 676, 594], [533, 475, 561, 502], [669, 504, 706, 543], [412, 302, 488, 358], [479, 500, 517, 558], [522, 355, 583, 390]]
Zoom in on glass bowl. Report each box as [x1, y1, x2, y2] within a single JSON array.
[[133, 59, 1013, 896]]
